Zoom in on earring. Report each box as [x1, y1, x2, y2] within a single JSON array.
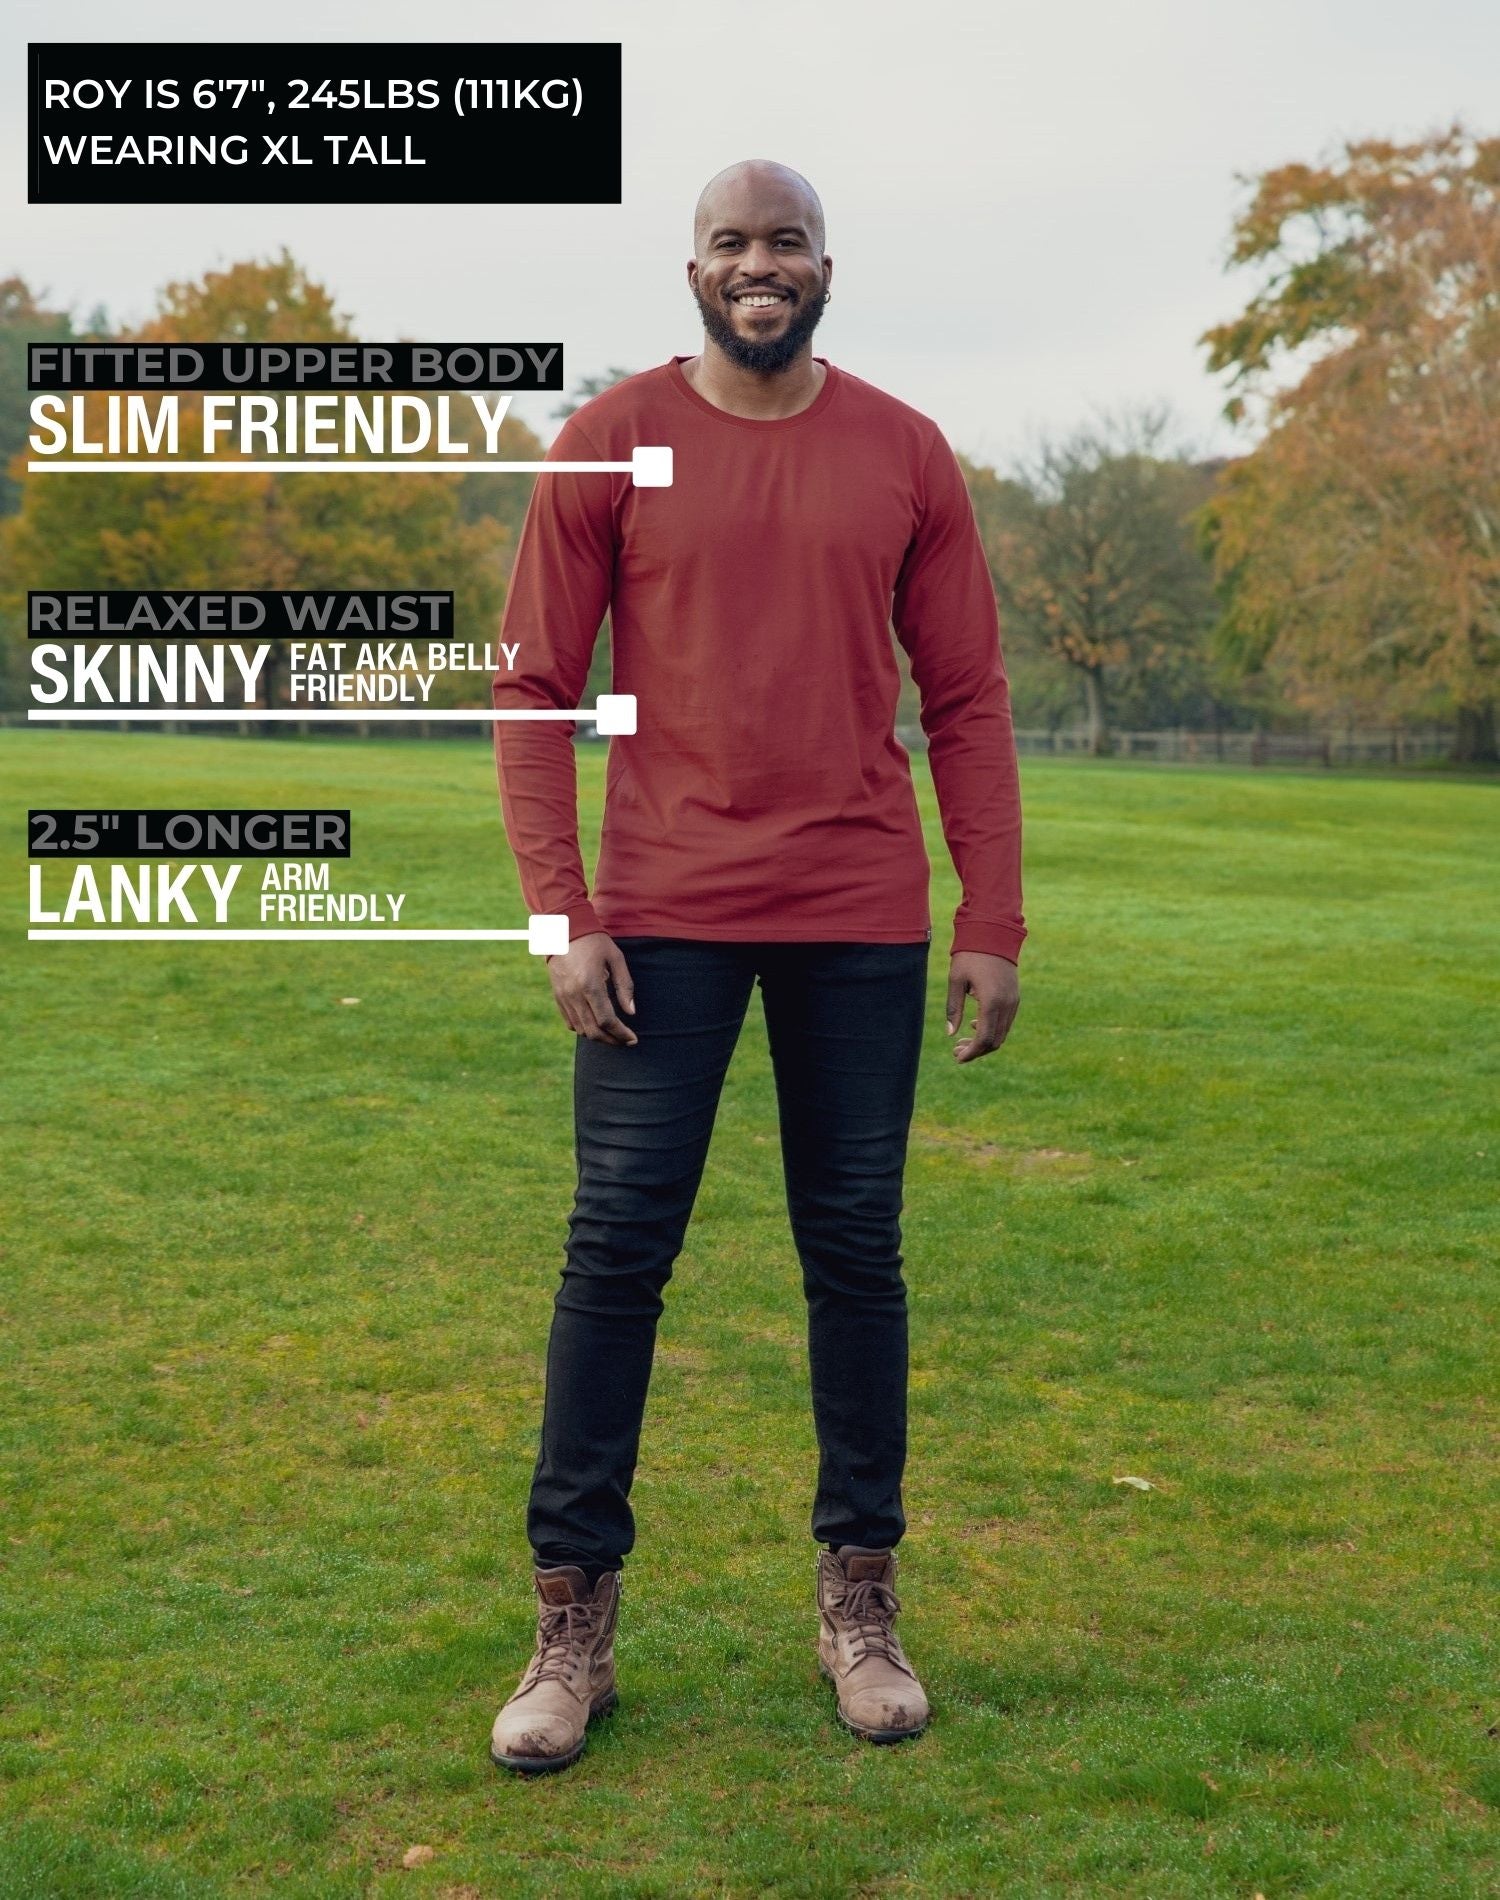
[[823, 290, 832, 304]]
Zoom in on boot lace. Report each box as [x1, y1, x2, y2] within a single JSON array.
[[525, 1599, 602, 1688], [836, 1577, 903, 1664]]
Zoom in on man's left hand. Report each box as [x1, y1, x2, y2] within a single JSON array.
[[945, 952, 1020, 1063]]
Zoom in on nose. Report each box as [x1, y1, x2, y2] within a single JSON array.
[[739, 238, 781, 278]]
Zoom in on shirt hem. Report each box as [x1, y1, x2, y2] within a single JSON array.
[[596, 915, 932, 944]]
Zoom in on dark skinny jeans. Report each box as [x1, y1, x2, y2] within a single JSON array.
[[527, 936, 930, 1571]]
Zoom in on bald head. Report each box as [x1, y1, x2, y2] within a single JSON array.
[[687, 160, 832, 376], [693, 160, 826, 254]]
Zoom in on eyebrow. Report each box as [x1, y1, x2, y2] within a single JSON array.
[[707, 223, 810, 240]]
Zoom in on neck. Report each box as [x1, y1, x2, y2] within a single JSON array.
[[681, 340, 826, 419]]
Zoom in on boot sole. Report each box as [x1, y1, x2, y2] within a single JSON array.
[[819, 1662, 928, 1744], [490, 1688, 618, 1776]]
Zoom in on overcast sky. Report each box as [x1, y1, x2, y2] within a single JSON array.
[[4, 0, 1495, 465]]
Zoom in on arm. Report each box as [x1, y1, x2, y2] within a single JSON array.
[[492, 414, 616, 943], [893, 433, 1026, 966]]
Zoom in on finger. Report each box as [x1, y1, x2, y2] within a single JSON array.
[[573, 988, 613, 1042], [581, 982, 638, 1047], [607, 946, 636, 1014], [549, 975, 581, 1034], [956, 996, 1004, 1063], [945, 972, 968, 1037]]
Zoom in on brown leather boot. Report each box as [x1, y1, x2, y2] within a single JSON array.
[[490, 1565, 621, 1774], [817, 1545, 930, 1742]]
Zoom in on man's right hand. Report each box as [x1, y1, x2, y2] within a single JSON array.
[[546, 932, 638, 1046]]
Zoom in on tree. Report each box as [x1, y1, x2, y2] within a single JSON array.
[[978, 406, 1221, 753], [552, 368, 636, 421], [0, 277, 94, 517], [1, 254, 546, 712], [1199, 124, 1500, 761]]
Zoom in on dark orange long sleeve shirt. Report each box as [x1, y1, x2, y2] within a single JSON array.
[[493, 356, 1026, 962]]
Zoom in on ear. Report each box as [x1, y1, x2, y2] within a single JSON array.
[[823, 254, 834, 293], [686, 258, 700, 293]]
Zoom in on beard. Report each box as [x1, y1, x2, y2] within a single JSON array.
[[692, 281, 826, 373]]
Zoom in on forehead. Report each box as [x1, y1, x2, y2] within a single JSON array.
[[697, 173, 819, 242]]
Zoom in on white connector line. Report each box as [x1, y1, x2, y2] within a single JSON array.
[[26, 446, 674, 486], [30, 928, 520, 941], [27, 695, 638, 731], [29, 916, 574, 954]]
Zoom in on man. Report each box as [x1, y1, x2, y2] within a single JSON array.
[[489, 160, 1024, 1774]]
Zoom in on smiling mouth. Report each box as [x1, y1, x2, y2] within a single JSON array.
[[730, 290, 793, 311]]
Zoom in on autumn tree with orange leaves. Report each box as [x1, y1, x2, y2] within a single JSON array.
[[1, 253, 543, 710], [1199, 125, 1500, 761]]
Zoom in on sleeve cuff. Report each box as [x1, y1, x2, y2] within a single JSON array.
[[548, 900, 606, 954], [949, 918, 1026, 963]]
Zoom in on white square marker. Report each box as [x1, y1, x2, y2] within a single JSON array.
[[594, 694, 637, 735], [631, 445, 673, 487], [527, 914, 571, 957]]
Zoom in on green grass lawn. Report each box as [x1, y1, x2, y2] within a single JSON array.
[[2, 731, 1496, 1898]]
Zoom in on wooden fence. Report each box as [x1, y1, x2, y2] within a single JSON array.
[[2, 713, 1463, 766], [1000, 727, 1458, 766]]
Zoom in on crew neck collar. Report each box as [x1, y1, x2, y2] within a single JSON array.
[[667, 354, 840, 428]]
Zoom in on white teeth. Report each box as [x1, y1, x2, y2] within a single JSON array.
[[735, 294, 784, 307]]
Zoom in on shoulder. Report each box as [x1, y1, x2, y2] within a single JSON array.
[[551, 363, 677, 455], [828, 365, 950, 462], [826, 367, 962, 506]]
